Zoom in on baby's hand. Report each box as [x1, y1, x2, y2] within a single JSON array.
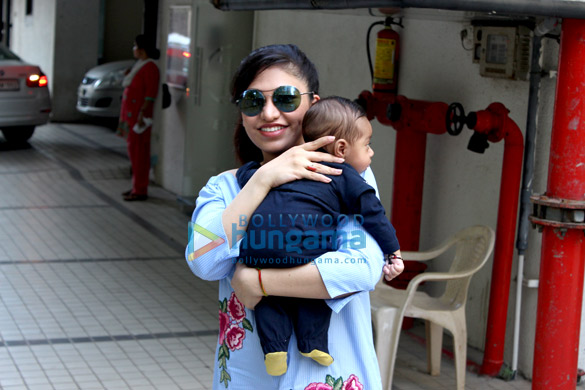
[[384, 254, 405, 282]]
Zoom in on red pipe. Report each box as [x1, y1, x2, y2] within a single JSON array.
[[358, 90, 426, 250], [358, 90, 447, 315], [473, 103, 524, 376], [389, 96, 448, 250], [358, 90, 448, 253], [532, 18, 585, 389], [391, 129, 427, 251], [360, 93, 525, 360]]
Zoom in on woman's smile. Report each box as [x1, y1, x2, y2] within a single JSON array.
[[258, 124, 287, 137]]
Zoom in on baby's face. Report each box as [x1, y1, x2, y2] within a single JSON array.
[[344, 117, 374, 173]]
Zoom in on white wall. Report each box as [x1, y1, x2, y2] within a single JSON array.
[[9, 0, 56, 92], [253, 9, 558, 378], [10, 0, 100, 122]]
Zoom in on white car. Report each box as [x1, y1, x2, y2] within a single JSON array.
[[76, 60, 134, 118], [0, 45, 52, 143]]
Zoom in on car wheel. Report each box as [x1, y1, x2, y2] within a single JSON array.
[[1, 126, 36, 144]]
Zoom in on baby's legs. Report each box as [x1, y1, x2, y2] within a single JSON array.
[[292, 298, 334, 366], [254, 296, 294, 376]]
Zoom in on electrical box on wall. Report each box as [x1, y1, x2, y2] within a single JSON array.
[[473, 25, 531, 80]]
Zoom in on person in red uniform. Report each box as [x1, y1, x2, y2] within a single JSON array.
[[117, 34, 160, 201]]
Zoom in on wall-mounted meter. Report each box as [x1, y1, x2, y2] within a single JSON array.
[[473, 25, 531, 80]]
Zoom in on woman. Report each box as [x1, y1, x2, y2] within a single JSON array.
[[117, 34, 160, 201], [185, 44, 404, 389]]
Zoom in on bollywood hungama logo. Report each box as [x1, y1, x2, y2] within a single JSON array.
[[231, 213, 367, 254]]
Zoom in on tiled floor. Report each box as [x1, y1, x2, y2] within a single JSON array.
[[0, 123, 535, 389]]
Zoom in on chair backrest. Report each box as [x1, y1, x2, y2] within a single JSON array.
[[440, 225, 495, 308]]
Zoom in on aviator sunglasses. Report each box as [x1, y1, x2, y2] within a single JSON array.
[[236, 85, 314, 117]]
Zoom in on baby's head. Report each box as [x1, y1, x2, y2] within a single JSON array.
[[303, 96, 374, 173]]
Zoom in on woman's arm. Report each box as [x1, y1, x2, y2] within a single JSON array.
[[185, 174, 242, 281], [137, 62, 159, 126], [231, 244, 403, 310], [136, 100, 154, 126], [231, 262, 328, 309]]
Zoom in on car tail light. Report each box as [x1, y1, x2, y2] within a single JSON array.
[[27, 73, 48, 87]]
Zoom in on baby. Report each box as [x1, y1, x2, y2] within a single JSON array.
[[236, 96, 401, 376]]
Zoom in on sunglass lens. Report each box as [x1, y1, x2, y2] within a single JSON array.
[[273, 86, 301, 112], [239, 90, 265, 116]]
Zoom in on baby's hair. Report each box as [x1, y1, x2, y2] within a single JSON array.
[[303, 96, 367, 144]]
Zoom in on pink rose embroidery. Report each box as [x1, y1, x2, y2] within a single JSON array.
[[342, 374, 364, 390], [218, 310, 230, 345], [227, 292, 246, 323], [225, 323, 246, 351], [308, 374, 363, 390], [217, 294, 253, 388], [304, 383, 333, 390]]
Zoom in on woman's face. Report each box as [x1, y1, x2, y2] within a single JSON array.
[[241, 66, 318, 162], [133, 44, 145, 59]]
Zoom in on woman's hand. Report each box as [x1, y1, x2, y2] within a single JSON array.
[[384, 254, 405, 282], [137, 111, 145, 127], [231, 263, 263, 309], [253, 136, 345, 190]]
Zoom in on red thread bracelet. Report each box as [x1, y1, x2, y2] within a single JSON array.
[[256, 268, 268, 296]]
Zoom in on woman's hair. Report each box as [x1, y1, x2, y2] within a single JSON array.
[[135, 34, 160, 59], [231, 44, 320, 164], [302, 96, 367, 144]]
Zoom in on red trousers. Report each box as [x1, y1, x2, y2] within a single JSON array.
[[127, 128, 151, 195]]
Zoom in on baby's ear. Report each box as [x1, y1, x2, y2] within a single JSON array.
[[333, 139, 348, 158]]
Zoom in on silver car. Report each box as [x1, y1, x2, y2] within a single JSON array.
[[76, 60, 134, 118], [0, 45, 52, 143]]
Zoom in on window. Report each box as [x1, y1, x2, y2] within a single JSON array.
[[166, 6, 191, 90]]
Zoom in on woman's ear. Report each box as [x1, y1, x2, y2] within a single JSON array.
[[333, 139, 349, 158], [311, 94, 320, 104]]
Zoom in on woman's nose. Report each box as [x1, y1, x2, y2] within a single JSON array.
[[260, 97, 280, 121]]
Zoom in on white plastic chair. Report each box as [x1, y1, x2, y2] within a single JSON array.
[[370, 225, 495, 390]]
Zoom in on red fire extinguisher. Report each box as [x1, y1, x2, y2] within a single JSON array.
[[373, 18, 400, 94]]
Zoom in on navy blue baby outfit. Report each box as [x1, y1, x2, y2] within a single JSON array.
[[236, 160, 400, 365]]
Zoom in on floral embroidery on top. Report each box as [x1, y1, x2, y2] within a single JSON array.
[[304, 374, 364, 390], [218, 292, 253, 388]]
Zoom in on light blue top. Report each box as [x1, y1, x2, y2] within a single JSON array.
[[186, 167, 384, 390]]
